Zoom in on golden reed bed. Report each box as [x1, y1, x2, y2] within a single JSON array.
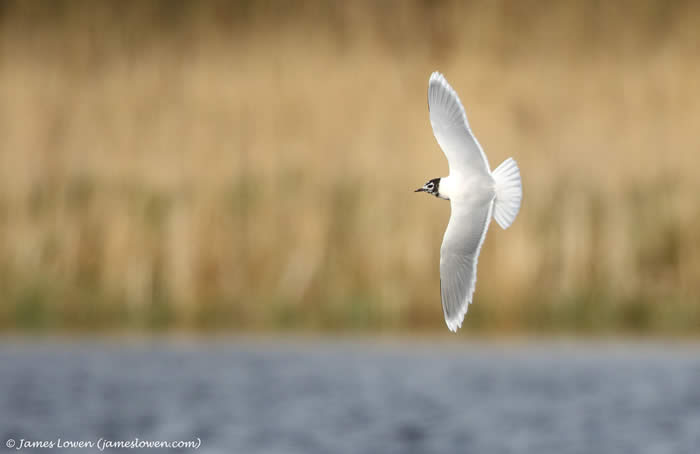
[[0, 1, 699, 333]]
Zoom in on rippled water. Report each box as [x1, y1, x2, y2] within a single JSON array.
[[1, 339, 699, 454]]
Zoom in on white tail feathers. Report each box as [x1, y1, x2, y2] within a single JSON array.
[[492, 158, 522, 229]]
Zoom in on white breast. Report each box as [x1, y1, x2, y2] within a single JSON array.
[[440, 175, 495, 203]]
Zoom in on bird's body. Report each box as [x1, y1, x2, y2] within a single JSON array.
[[416, 72, 522, 332], [437, 174, 494, 204]]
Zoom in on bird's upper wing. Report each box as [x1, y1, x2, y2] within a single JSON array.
[[428, 72, 490, 177], [440, 194, 494, 332]]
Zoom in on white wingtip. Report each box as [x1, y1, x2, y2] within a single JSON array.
[[440, 278, 469, 332], [492, 158, 522, 229], [446, 312, 466, 332], [429, 71, 444, 83]]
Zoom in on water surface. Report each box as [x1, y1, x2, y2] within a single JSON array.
[[1, 339, 699, 453]]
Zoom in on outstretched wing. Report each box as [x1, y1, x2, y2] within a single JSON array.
[[428, 72, 490, 177], [440, 195, 494, 332]]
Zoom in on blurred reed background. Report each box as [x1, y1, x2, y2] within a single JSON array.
[[0, 0, 699, 334]]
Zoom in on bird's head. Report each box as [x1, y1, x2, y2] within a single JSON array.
[[415, 178, 441, 197]]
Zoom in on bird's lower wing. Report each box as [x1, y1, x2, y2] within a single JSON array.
[[440, 196, 494, 332]]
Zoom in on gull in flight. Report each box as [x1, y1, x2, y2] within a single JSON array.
[[415, 72, 522, 332]]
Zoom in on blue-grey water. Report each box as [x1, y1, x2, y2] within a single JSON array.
[[1, 339, 699, 454]]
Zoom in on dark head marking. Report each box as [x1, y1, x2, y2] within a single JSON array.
[[415, 178, 441, 197]]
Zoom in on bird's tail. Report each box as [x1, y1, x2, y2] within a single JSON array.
[[492, 158, 522, 229]]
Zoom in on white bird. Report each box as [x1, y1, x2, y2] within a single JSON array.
[[415, 72, 522, 332]]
